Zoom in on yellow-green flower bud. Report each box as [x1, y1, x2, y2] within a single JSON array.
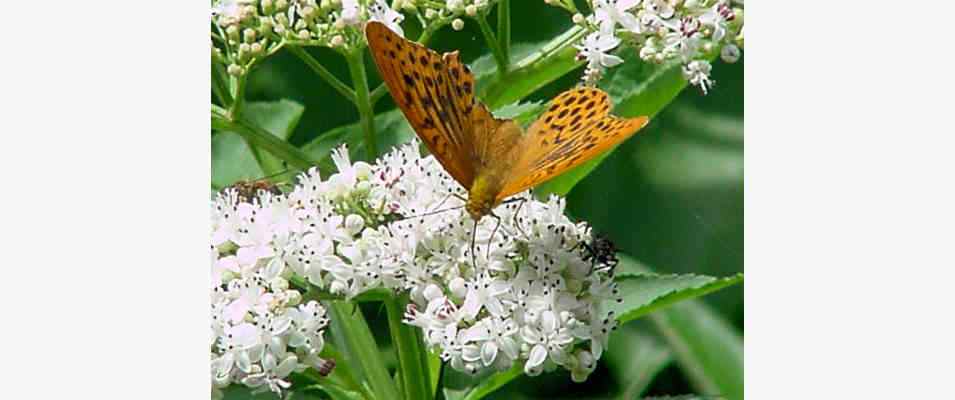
[[243, 28, 256, 43], [227, 64, 245, 76], [465, 5, 477, 16], [250, 42, 264, 56], [297, 30, 310, 40], [226, 25, 240, 41], [276, 0, 289, 11], [452, 18, 465, 31], [330, 35, 344, 47], [262, 0, 274, 14]]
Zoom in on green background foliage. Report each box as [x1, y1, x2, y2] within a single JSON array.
[[214, 2, 742, 398]]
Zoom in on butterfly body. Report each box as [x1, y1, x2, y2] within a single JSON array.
[[366, 21, 649, 223]]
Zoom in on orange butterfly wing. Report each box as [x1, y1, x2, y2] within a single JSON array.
[[497, 87, 648, 200], [366, 21, 505, 190]]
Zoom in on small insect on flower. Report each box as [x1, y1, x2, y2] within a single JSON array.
[[220, 169, 291, 202], [575, 233, 620, 273]]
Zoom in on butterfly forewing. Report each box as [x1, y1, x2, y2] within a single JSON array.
[[497, 87, 649, 200], [366, 21, 502, 190]]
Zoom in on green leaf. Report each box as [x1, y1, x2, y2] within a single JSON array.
[[327, 301, 399, 400], [384, 295, 432, 400], [478, 26, 587, 109], [459, 363, 522, 400], [604, 329, 673, 400], [427, 350, 442, 398], [491, 100, 546, 126], [212, 101, 306, 188], [608, 271, 743, 326], [301, 109, 415, 174], [617, 255, 744, 400], [212, 104, 317, 180]]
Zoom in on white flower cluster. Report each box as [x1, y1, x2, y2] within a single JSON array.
[[210, 141, 621, 393], [211, 0, 405, 75], [570, 0, 744, 93], [398, 0, 495, 32], [211, 187, 336, 397]]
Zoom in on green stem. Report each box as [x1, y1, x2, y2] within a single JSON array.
[[497, 0, 511, 65], [385, 295, 432, 400], [211, 62, 232, 106], [370, 82, 389, 105], [228, 72, 248, 119], [288, 45, 357, 104], [346, 49, 379, 159], [474, 12, 508, 76], [212, 105, 317, 170]]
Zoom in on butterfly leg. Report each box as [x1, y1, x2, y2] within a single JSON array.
[[486, 211, 504, 261], [509, 197, 530, 240], [469, 219, 478, 268]]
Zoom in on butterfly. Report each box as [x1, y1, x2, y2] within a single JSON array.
[[365, 21, 649, 223]]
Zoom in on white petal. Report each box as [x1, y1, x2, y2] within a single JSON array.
[[527, 344, 547, 369], [481, 342, 498, 366]]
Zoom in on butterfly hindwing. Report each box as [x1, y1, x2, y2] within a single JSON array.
[[497, 87, 649, 200], [366, 21, 482, 188]]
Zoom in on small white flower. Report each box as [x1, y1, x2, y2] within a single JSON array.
[[591, 0, 640, 32], [368, 0, 405, 37], [683, 59, 714, 94], [575, 31, 624, 70], [340, 0, 361, 26]]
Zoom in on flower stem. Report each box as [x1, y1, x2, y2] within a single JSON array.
[[211, 62, 232, 106], [346, 49, 379, 159], [475, 12, 508, 76], [212, 104, 317, 169], [288, 46, 357, 104], [384, 294, 432, 400], [227, 72, 248, 120], [497, 0, 511, 65]]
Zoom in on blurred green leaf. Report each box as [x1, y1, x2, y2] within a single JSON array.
[[617, 255, 743, 400], [479, 26, 586, 109], [492, 100, 545, 125], [212, 101, 316, 183], [301, 110, 415, 174], [327, 301, 399, 400], [532, 57, 690, 198], [608, 271, 743, 326], [604, 329, 672, 400], [460, 363, 523, 400], [427, 350, 442, 398]]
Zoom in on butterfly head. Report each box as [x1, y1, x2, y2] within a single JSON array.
[[465, 175, 500, 222]]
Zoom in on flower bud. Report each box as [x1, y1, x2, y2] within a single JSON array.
[[276, 0, 289, 10], [285, 290, 302, 306], [226, 25, 240, 41], [345, 214, 365, 236], [297, 29, 311, 40], [452, 18, 465, 31], [449, 277, 467, 298], [720, 44, 740, 63], [572, 13, 584, 24], [425, 9, 436, 19], [330, 35, 344, 47], [334, 19, 346, 30], [250, 42, 264, 56], [227, 64, 245, 76], [243, 28, 256, 43], [465, 5, 477, 16], [262, 0, 274, 14], [270, 277, 289, 292]]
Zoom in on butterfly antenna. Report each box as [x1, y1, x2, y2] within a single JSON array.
[[390, 204, 467, 222], [509, 197, 530, 239]]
